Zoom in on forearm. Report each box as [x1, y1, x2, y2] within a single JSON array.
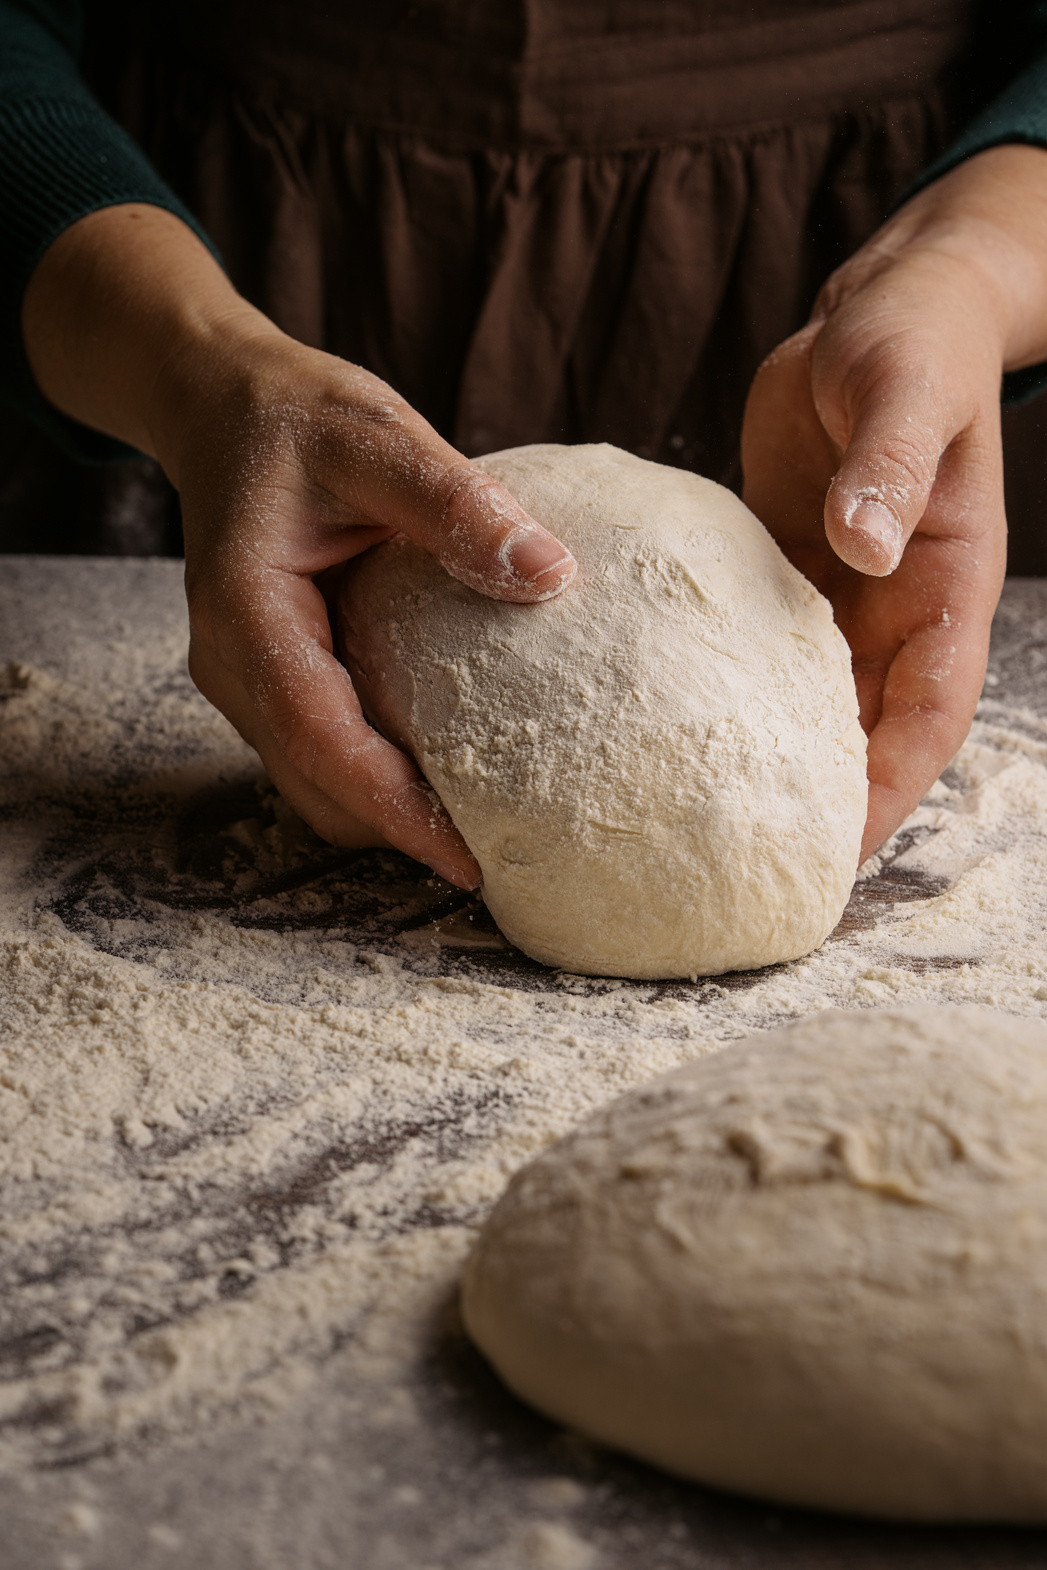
[[21, 203, 277, 476], [1, 0, 222, 457]]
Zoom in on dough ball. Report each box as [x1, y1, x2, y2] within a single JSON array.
[[339, 443, 866, 978], [461, 1006, 1047, 1521]]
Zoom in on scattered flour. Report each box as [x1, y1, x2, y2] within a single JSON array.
[[2, 566, 1047, 1473]]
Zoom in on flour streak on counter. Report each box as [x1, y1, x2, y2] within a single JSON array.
[[2, 562, 1047, 1470]]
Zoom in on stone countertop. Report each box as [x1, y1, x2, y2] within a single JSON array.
[[1, 557, 1047, 1570]]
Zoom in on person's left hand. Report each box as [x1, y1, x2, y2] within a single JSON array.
[[741, 145, 1047, 863]]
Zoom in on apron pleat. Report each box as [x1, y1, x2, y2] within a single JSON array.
[[455, 150, 626, 453], [580, 142, 751, 458]]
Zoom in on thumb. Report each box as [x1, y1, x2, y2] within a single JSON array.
[[314, 368, 577, 602], [410, 455, 578, 603], [817, 366, 946, 579]]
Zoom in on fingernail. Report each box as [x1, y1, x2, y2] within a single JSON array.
[[500, 527, 577, 596], [428, 857, 481, 891], [846, 499, 904, 575]]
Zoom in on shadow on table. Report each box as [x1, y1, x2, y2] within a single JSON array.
[[423, 1314, 1047, 1570]]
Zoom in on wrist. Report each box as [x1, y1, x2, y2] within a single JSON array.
[[887, 213, 1036, 373], [144, 305, 291, 490], [819, 147, 1047, 374]]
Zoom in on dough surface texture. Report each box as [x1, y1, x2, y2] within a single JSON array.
[[339, 443, 866, 978], [461, 1006, 1047, 1521]]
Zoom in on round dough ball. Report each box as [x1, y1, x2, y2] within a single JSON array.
[[462, 1006, 1047, 1521], [339, 443, 866, 978]]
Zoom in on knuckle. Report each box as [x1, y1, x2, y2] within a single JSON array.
[[332, 366, 410, 430], [185, 631, 233, 709], [298, 793, 343, 847], [755, 323, 819, 382], [185, 594, 219, 650], [872, 432, 938, 496], [440, 465, 495, 535], [348, 392, 405, 430], [269, 707, 322, 776], [270, 704, 382, 788], [442, 469, 532, 560]]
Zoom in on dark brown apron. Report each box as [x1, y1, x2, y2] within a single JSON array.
[[5, 0, 1044, 568]]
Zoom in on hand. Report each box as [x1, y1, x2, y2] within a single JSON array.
[[170, 336, 575, 891], [23, 207, 576, 888], [742, 146, 1047, 862]]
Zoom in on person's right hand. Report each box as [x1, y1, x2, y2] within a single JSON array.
[[23, 206, 576, 889]]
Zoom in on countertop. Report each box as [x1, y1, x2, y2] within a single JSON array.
[[2, 558, 1047, 1570]]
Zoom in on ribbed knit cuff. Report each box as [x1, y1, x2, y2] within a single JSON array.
[[0, 94, 223, 463], [901, 51, 1047, 407]]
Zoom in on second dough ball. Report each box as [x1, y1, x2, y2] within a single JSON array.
[[461, 1007, 1047, 1521], [339, 443, 866, 978]]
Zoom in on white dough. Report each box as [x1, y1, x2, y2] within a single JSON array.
[[339, 443, 866, 978], [461, 1006, 1047, 1521]]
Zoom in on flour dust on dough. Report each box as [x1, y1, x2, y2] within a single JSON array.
[[462, 1006, 1047, 1521], [339, 443, 866, 979]]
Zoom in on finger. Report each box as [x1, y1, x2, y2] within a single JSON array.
[[205, 653, 482, 890], [422, 461, 578, 602], [740, 326, 840, 574], [307, 369, 577, 602], [191, 654, 393, 852], [854, 419, 1005, 858], [188, 573, 482, 889], [859, 591, 987, 861], [815, 361, 952, 578], [259, 741, 479, 890]]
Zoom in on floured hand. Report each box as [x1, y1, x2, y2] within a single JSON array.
[[22, 206, 576, 888], [743, 146, 1047, 860]]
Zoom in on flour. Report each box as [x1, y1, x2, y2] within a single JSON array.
[[2, 563, 1047, 1474]]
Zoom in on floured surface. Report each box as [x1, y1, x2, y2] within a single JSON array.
[[3, 559, 1047, 1569]]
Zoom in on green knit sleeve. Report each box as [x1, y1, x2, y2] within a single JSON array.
[[0, 0, 221, 461], [911, 0, 1047, 404]]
